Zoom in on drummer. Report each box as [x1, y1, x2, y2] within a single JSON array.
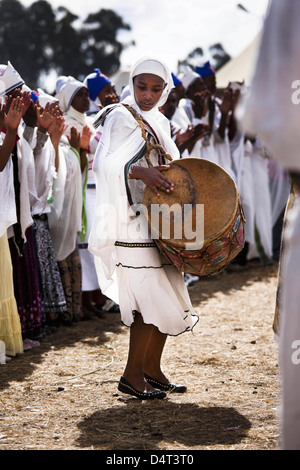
[[89, 56, 199, 399]]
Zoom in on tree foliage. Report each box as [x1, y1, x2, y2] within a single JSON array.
[[0, 0, 131, 91]]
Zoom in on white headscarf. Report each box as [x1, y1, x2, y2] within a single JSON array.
[[180, 67, 200, 90], [55, 76, 87, 113], [122, 56, 178, 157], [37, 88, 59, 107], [125, 56, 173, 111], [0, 61, 24, 97]]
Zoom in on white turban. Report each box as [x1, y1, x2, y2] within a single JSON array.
[[55, 76, 87, 113], [0, 61, 24, 97]]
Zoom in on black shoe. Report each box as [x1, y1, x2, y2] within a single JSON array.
[[144, 374, 187, 393], [118, 376, 167, 400]]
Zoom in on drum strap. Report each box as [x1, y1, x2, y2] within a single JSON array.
[[121, 103, 173, 167], [94, 103, 173, 167]]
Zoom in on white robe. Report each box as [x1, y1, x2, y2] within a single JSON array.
[[62, 107, 102, 290], [0, 153, 16, 238], [48, 140, 82, 261], [240, 0, 300, 449], [89, 100, 198, 336]]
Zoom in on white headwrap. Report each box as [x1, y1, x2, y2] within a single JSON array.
[[0, 61, 24, 97], [55, 76, 87, 113], [127, 56, 173, 109], [122, 56, 178, 154], [37, 88, 59, 107], [180, 67, 200, 90]]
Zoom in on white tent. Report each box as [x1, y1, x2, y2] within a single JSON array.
[[216, 33, 262, 89]]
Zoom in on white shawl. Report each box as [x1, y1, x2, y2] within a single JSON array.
[[88, 57, 179, 298]]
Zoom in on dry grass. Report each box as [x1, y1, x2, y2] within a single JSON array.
[[0, 264, 280, 450]]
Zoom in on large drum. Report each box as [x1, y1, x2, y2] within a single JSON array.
[[142, 158, 245, 277]]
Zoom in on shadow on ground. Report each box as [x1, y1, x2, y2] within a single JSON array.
[[0, 313, 123, 391], [76, 400, 251, 450]]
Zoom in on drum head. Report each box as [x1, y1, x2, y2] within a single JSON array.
[[142, 158, 238, 248]]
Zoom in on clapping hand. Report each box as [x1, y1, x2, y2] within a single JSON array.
[[3, 95, 25, 132], [67, 126, 81, 153], [80, 125, 92, 151], [48, 115, 67, 148], [37, 102, 61, 132]]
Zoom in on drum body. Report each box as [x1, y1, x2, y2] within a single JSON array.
[[142, 158, 245, 277]]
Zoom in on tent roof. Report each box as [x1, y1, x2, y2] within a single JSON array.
[[216, 33, 262, 89]]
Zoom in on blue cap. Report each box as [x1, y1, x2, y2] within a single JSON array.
[[195, 61, 215, 78], [85, 68, 111, 101], [171, 72, 182, 87], [30, 90, 39, 104]]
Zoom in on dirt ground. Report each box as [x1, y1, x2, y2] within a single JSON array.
[[0, 263, 280, 451]]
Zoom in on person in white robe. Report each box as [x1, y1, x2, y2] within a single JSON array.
[[240, 0, 300, 450], [49, 77, 89, 324], [0, 65, 43, 342], [55, 76, 116, 317], [196, 62, 236, 179], [0, 95, 25, 357], [21, 95, 68, 324], [89, 56, 198, 399]]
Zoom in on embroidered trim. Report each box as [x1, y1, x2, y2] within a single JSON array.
[[78, 243, 88, 249], [115, 241, 156, 248], [116, 262, 172, 269], [124, 142, 147, 206]]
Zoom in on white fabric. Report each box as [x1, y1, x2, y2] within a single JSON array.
[[230, 128, 245, 190], [37, 88, 59, 107], [249, 139, 273, 259], [55, 75, 68, 94], [279, 195, 300, 449], [268, 159, 290, 227], [63, 106, 101, 290], [0, 61, 24, 97], [30, 132, 56, 216], [55, 77, 87, 113], [239, 140, 255, 245], [115, 242, 197, 335], [79, 187, 99, 291], [48, 142, 82, 261], [0, 154, 16, 238], [129, 56, 174, 108], [240, 0, 300, 449], [180, 67, 199, 90], [16, 132, 35, 241], [172, 105, 192, 130], [240, 0, 300, 172], [89, 57, 198, 335]]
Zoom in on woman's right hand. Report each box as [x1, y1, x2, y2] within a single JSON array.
[[130, 165, 174, 196]]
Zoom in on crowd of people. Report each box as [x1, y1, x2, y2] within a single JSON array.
[[0, 54, 290, 365]]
